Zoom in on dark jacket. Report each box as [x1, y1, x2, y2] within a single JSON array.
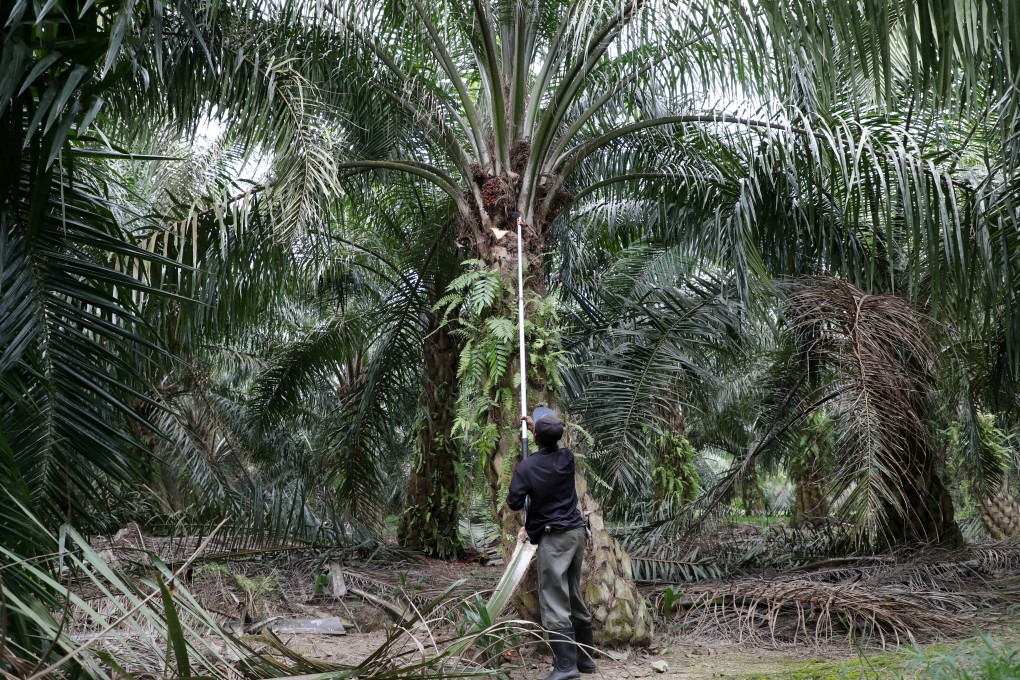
[[506, 445, 584, 542]]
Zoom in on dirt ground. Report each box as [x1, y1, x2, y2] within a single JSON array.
[[274, 629, 896, 679], [201, 554, 846, 679], [177, 549, 1019, 679], [246, 580, 930, 680], [79, 526, 1020, 679]]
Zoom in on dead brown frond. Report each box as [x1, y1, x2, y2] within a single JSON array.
[[662, 540, 1020, 649], [674, 576, 975, 648], [970, 538, 1020, 573], [784, 277, 960, 546]]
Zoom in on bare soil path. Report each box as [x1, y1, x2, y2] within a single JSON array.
[[274, 631, 886, 679]]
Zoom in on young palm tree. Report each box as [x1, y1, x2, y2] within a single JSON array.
[[246, 177, 469, 555]]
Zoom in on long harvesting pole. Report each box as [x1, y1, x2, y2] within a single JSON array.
[[516, 214, 529, 518]]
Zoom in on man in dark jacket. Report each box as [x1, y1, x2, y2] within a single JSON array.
[[507, 407, 596, 680]]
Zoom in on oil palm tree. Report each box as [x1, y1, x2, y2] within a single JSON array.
[[293, 0, 1020, 640], [559, 99, 1020, 546], [312, 0, 768, 640], [557, 118, 1007, 548]]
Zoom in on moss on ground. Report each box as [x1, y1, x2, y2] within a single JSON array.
[[735, 652, 907, 679]]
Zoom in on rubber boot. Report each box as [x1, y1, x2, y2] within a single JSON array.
[[542, 628, 580, 680], [573, 622, 597, 674]]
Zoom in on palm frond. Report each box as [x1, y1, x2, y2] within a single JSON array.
[[563, 247, 746, 500]]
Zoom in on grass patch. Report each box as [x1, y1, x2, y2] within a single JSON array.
[[735, 632, 1020, 679], [736, 652, 907, 679], [722, 514, 790, 527], [906, 634, 1020, 679]]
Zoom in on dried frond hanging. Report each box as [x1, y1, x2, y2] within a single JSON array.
[[784, 277, 961, 547]]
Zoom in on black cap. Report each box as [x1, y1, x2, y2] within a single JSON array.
[[532, 407, 564, 446]]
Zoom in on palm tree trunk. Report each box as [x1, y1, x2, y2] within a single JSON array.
[[575, 474, 652, 644], [884, 436, 962, 547], [740, 459, 765, 516], [977, 485, 1020, 539], [399, 318, 463, 558], [790, 463, 828, 528], [474, 228, 651, 645]]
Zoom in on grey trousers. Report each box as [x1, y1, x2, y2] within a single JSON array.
[[536, 526, 592, 630]]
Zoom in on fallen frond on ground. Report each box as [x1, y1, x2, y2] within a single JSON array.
[[2, 497, 527, 679], [664, 541, 1020, 648], [674, 576, 973, 647], [625, 519, 860, 583]]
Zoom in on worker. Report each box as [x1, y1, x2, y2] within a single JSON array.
[[507, 407, 596, 680]]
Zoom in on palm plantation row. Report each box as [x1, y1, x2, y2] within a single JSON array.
[[2, 0, 1019, 674]]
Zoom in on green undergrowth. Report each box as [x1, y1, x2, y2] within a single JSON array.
[[736, 632, 1020, 679]]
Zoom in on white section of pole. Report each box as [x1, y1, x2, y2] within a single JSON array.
[[516, 214, 530, 521]]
